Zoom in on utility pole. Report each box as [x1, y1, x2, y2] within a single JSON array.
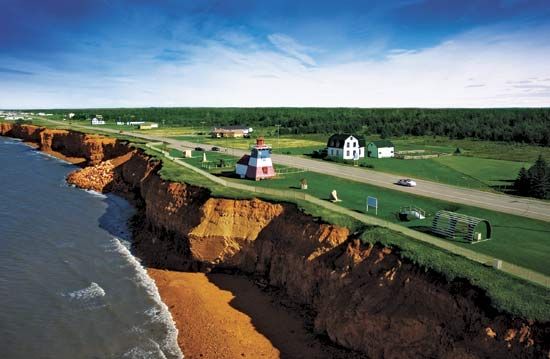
[[275, 124, 281, 150]]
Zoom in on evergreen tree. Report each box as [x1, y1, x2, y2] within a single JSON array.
[[514, 167, 529, 195], [526, 155, 549, 199]]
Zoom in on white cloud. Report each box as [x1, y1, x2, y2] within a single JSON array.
[[267, 33, 317, 67], [2, 25, 550, 108]]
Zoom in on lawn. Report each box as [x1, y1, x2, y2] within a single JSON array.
[[391, 136, 550, 162], [434, 156, 529, 188]]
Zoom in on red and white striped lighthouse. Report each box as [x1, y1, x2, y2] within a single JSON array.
[[235, 137, 276, 180]]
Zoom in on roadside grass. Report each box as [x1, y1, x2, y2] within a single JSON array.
[[434, 156, 529, 188], [354, 156, 490, 190], [391, 136, 550, 162]]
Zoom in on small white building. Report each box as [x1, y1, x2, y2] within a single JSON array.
[[326, 134, 366, 160], [137, 122, 159, 130], [366, 140, 395, 158], [91, 117, 105, 125]]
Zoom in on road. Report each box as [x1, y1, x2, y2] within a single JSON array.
[[47, 120, 550, 223]]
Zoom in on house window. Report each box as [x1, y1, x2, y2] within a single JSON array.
[[347, 142, 350, 148], [347, 150, 350, 156]]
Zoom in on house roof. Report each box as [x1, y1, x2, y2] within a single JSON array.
[[327, 134, 366, 148], [237, 154, 250, 165], [369, 140, 394, 148], [213, 125, 249, 132]]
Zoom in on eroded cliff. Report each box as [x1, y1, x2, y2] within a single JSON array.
[[2, 123, 548, 359]]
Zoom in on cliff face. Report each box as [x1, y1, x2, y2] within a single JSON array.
[[0, 123, 130, 165], [2, 123, 548, 359]]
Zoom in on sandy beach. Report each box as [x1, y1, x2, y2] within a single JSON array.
[[148, 269, 359, 359]]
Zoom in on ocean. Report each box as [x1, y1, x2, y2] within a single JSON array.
[[0, 136, 182, 359]]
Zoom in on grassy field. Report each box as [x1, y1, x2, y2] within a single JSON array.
[[434, 156, 528, 187], [169, 132, 542, 191]]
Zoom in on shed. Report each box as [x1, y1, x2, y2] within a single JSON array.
[[367, 140, 395, 158]]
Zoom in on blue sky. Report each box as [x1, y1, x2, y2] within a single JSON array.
[[1, 0, 550, 108]]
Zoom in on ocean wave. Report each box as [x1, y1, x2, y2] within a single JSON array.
[[122, 343, 169, 359], [66, 282, 106, 301], [111, 238, 183, 359], [84, 189, 107, 198]]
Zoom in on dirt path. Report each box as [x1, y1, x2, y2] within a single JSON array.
[[148, 269, 360, 359]]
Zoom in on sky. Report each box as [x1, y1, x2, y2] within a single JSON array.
[[1, 0, 550, 108]]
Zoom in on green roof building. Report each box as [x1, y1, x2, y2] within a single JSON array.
[[367, 140, 395, 158]]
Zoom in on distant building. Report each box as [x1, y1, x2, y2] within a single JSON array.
[[211, 126, 252, 138], [137, 122, 159, 130], [366, 140, 395, 158], [235, 137, 276, 180], [126, 121, 145, 125], [91, 117, 105, 125], [326, 134, 366, 160], [68, 113, 75, 119]]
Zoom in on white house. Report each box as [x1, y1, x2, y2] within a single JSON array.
[[326, 134, 366, 160], [91, 117, 105, 125], [366, 140, 395, 158]]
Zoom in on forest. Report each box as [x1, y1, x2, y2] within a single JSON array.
[[41, 107, 550, 146]]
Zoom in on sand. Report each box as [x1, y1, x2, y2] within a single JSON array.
[[148, 269, 359, 359]]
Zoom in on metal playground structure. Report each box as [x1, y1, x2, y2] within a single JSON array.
[[431, 210, 492, 243]]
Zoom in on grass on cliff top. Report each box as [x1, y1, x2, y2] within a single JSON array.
[[362, 227, 550, 321]]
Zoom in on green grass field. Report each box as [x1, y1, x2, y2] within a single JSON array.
[[170, 132, 542, 192]]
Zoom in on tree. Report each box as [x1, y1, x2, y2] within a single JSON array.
[[527, 155, 549, 199], [514, 167, 529, 196]]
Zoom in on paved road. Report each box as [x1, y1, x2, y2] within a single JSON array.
[[46, 120, 550, 223]]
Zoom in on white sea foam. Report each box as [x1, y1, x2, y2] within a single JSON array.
[[111, 238, 183, 359], [84, 189, 107, 198], [66, 282, 106, 301]]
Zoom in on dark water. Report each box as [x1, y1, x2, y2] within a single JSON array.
[[0, 137, 182, 359]]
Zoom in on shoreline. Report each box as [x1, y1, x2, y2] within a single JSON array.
[[147, 269, 364, 359], [16, 135, 354, 358]]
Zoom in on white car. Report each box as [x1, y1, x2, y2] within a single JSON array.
[[397, 178, 417, 187]]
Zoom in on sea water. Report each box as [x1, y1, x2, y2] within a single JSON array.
[[0, 137, 182, 359]]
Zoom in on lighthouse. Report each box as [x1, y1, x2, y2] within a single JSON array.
[[235, 137, 276, 180]]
